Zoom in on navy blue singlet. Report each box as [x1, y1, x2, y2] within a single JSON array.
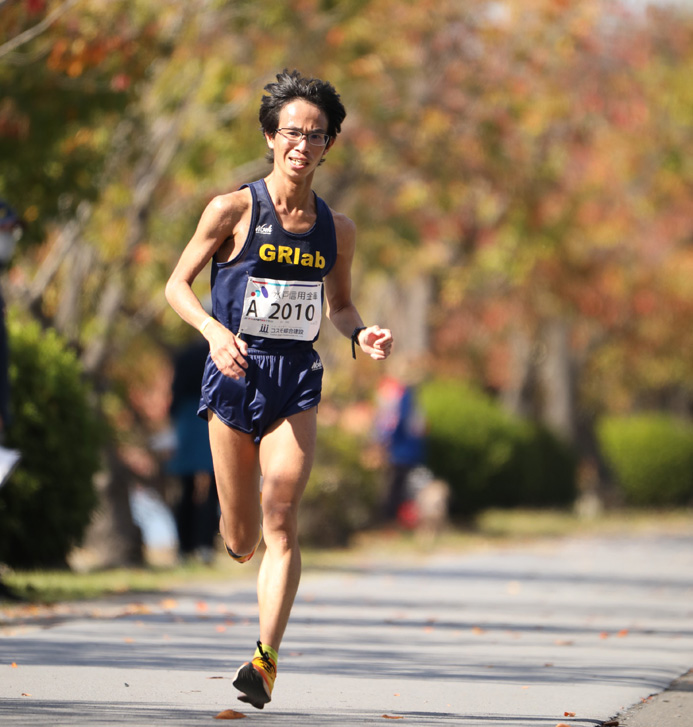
[[209, 179, 337, 352]]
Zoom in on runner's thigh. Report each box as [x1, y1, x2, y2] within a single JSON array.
[[259, 408, 317, 509]]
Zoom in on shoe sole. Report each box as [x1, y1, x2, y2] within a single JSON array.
[[233, 662, 272, 709]]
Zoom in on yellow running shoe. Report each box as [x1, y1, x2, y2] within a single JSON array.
[[233, 641, 277, 709]]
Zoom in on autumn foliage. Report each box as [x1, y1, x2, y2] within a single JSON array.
[[1, 0, 692, 551]]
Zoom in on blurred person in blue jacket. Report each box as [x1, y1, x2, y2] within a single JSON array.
[[0, 199, 22, 486], [375, 362, 428, 525], [168, 338, 219, 562]]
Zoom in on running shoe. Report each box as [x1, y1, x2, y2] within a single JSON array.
[[232, 641, 277, 709], [223, 529, 263, 564]]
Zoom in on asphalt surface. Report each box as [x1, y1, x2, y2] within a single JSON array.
[[1, 533, 692, 726]]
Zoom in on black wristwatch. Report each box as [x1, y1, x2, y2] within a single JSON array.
[[351, 326, 367, 359]]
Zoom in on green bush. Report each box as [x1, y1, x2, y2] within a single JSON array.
[[420, 379, 576, 516], [299, 425, 379, 547], [598, 414, 693, 506], [0, 317, 105, 568]]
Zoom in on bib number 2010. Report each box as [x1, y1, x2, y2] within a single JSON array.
[[238, 277, 323, 341], [267, 301, 317, 322]]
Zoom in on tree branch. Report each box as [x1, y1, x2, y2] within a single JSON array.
[[0, 0, 81, 59]]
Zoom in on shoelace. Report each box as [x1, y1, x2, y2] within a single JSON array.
[[256, 641, 276, 677]]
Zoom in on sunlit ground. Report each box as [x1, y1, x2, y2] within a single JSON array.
[[1, 508, 690, 606]]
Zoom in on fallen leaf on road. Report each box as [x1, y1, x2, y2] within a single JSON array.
[[11, 662, 17, 668], [382, 716, 404, 720], [160, 598, 178, 610], [214, 709, 246, 719], [554, 640, 574, 646], [556, 723, 571, 727], [564, 711, 576, 717], [125, 603, 152, 615], [196, 601, 209, 613], [21, 693, 31, 697], [471, 626, 486, 635], [617, 629, 629, 638]]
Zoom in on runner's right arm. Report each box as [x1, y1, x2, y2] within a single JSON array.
[[165, 191, 252, 380]]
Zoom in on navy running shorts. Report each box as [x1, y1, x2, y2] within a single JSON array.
[[198, 347, 323, 443]]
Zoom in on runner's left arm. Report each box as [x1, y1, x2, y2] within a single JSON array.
[[324, 212, 393, 361]]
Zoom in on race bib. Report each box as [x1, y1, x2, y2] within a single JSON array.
[[238, 277, 323, 341]]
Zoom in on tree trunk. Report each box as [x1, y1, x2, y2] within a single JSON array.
[[536, 317, 618, 515], [537, 318, 577, 443], [72, 445, 144, 570], [501, 326, 536, 419]]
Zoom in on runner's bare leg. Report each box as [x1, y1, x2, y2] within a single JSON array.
[[257, 407, 317, 652], [208, 413, 262, 557]]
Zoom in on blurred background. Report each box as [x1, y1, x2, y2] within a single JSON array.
[[1, 0, 692, 573]]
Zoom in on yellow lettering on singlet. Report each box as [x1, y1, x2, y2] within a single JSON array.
[[258, 243, 326, 268], [259, 244, 276, 262], [277, 246, 293, 264]]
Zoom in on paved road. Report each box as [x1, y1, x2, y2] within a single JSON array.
[[1, 533, 692, 726]]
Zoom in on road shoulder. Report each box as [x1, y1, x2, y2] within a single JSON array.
[[617, 668, 693, 726]]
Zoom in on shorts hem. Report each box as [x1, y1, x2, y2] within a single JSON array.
[[198, 400, 254, 437], [281, 395, 321, 422]]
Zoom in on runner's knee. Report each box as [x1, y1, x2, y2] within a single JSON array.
[[262, 500, 299, 546], [221, 516, 262, 556]]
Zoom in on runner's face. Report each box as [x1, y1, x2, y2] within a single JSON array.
[[267, 100, 333, 177]]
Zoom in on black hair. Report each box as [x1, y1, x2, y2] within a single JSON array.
[[259, 69, 346, 163]]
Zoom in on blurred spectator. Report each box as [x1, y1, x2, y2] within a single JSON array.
[[0, 199, 22, 486], [374, 362, 428, 525], [168, 339, 219, 563], [415, 477, 450, 544]]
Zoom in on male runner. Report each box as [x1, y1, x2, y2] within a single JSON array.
[[165, 69, 393, 709]]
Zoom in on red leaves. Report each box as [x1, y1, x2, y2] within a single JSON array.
[[25, 0, 46, 14]]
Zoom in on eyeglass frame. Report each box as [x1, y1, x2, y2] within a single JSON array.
[[275, 127, 331, 147]]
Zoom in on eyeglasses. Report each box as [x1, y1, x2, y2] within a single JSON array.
[[276, 128, 330, 146]]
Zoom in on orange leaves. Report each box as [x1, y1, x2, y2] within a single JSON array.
[[382, 716, 404, 720], [600, 629, 630, 640], [45, 30, 138, 80], [214, 709, 246, 719]]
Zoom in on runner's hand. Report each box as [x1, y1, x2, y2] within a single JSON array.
[[358, 325, 393, 361], [204, 321, 249, 379]]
